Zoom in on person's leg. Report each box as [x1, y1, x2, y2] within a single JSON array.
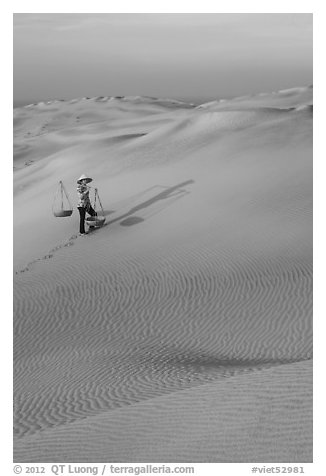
[[78, 207, 86, 234]]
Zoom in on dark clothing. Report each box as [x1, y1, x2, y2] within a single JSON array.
[[78, 205, 96, 234]]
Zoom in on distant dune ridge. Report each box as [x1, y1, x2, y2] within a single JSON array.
[[13, 87, 313, 462]]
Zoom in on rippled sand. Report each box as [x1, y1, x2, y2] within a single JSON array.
[[13, 88, 313, 462]]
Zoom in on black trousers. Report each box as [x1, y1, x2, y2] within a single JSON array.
[[78, 205, 97, 234]]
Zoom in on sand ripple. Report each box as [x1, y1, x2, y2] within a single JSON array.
[[13, 89, 312, 461], [14, 232, 312, 437]]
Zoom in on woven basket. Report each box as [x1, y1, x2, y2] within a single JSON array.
[[86, 216, 106, 227], [53, 209, 73, 217]]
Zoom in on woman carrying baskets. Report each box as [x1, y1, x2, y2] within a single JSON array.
[[77, 174, 97, 235]]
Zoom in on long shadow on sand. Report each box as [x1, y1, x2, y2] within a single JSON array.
[[101, 179, 194, 228]]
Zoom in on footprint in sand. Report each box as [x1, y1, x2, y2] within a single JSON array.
[[15, 235, 78, 275], [16, 267, 29, 274], [49, 245, 62, 253], [42, 254, 54, 260]]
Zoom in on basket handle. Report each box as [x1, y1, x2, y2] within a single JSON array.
[[95, 188, 105, 216]]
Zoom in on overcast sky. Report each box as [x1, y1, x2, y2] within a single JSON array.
[[13, 13, 312, 106]]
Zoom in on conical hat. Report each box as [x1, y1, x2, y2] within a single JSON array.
[[77, 174, 93, 184]]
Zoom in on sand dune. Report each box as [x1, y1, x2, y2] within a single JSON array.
[[197, 85, 313, 111], [13, 86, 313, 462], [14, 360, 312, 462]]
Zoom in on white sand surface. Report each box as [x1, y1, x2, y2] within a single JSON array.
[[13, 87, 312, 462]]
